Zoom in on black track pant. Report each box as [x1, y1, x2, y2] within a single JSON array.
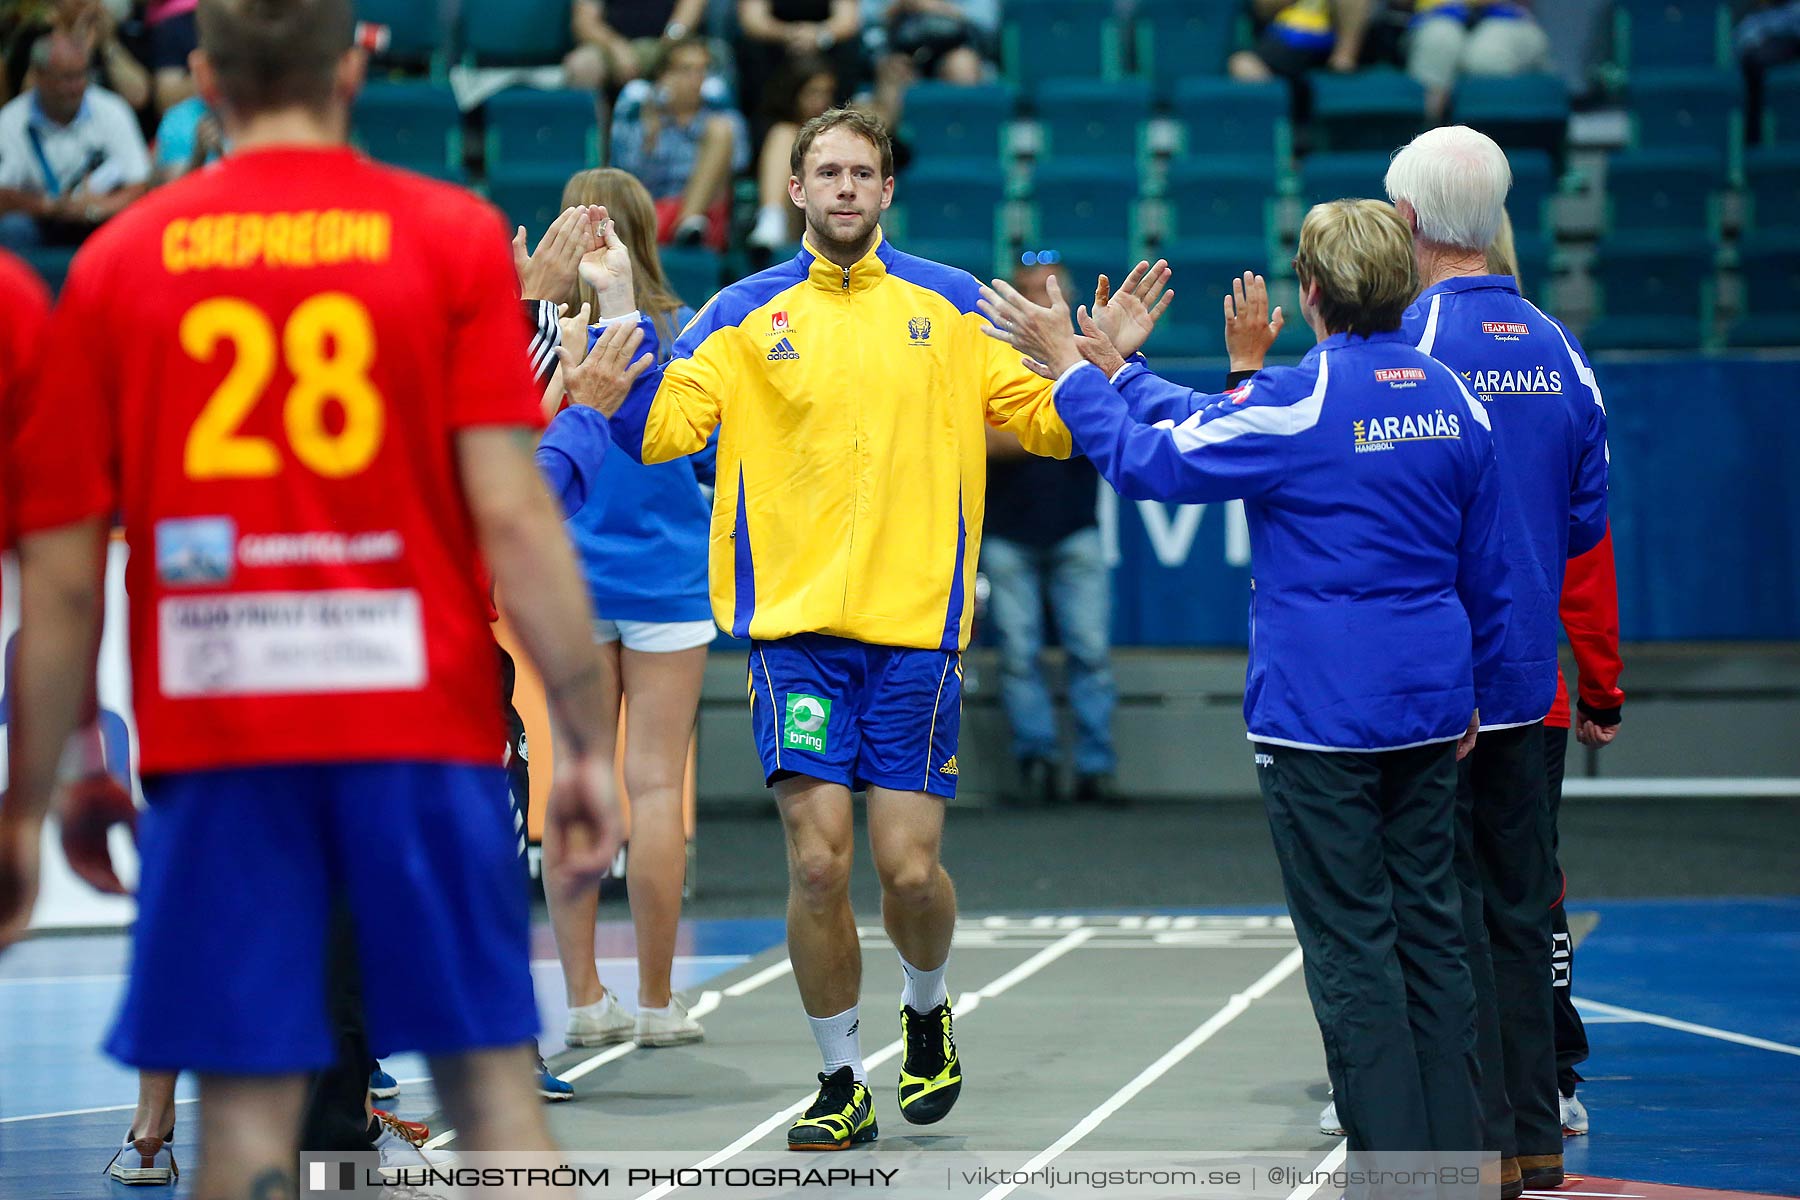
[[1544, 725, 1590, 1098], [1257, 740, 1480, 1155], [1456, 722, 1561, 1160]]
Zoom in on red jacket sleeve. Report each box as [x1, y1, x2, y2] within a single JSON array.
[[1555, 522, 1625, 725]]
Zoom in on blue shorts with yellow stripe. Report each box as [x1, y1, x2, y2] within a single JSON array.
[[749, 634, 962, 798]]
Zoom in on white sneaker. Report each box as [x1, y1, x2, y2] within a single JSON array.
[[564, 990, 634, 1047], [105, 1130, 177, 1186], [1319, 1099, 1346, 1137], [747, 206, 791, 250], [1561, 1091, 1589, 1136], [375, 1111, 456, 1185], [635, 996, 705, 1047]]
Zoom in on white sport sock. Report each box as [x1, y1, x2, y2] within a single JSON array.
[[808, 1006, 865, 1082], [900, 955, 948, 1012]]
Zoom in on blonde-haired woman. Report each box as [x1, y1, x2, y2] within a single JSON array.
[[543, 168, 716, 1049]]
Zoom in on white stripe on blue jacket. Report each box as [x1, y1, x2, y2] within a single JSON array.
[[1052, 330, 1513, 753]]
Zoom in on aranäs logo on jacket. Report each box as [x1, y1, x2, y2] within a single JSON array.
[[1461, 366, 1562, 396], [1353, 409, 1462, 453]]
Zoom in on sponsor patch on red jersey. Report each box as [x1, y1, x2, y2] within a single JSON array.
[[1483, 321, 1529, 336], [1373, 367, 1428, 383]]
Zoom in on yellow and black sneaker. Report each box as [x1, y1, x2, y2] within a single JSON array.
[[898, 1001, 962, 1125], [788, 1066, 877, 1151]]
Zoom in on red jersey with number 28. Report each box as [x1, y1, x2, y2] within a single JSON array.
[[26, 146, 542, 775]]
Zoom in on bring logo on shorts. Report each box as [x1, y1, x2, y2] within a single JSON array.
[[783, 693, 831, 752]]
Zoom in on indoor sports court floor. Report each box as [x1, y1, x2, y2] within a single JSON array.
[[2, 806, 1796, 1200]]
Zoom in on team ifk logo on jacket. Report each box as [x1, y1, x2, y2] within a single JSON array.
[[908, 316, 932, 344]]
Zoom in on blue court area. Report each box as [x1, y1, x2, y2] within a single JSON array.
[[1, 903, 1794, 1199]]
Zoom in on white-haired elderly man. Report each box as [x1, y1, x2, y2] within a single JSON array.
[[1385, 124, 1609, 1198]]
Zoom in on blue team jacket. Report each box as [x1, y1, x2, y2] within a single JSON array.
[[1054, 331, 1513, 752], [1403, 275, 1609, 728]]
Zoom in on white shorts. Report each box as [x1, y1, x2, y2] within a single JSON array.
[[593, 617, 717, 653]]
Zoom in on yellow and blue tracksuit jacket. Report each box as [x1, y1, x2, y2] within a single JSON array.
[[606, 229, 1072, 651]]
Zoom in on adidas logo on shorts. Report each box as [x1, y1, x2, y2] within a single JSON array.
[[938, 756, 958, 776], [767, 337, 800, 361]]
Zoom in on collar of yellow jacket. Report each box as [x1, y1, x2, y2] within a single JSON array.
[[800, 226, 889, 294]]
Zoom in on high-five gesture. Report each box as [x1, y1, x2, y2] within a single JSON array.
[[1089, 259, 1174, 359], [560, 318, 654, 418], [979, 273, 1084, 377], [1223, 271, 1284, 374], [577, 206, 638, 319], [514, 205, 604, 302]]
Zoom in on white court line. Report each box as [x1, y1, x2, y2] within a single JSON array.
[[1573, 995, 1800, 1057], [976, 947, 1304, 1200], [633, 927, 1097, 1200], [1283, 1142, 1348, 1200], [724, 959, 794, 997], [1561, 777, 1800, 799], [0, 1098, 199, 1126]]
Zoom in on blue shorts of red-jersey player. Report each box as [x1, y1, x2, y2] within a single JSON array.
[[105, 762, 537, 1074], [749, 634, 963, 799]]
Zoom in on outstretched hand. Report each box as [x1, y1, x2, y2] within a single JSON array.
[[979, 274, 1085, 378], [1089, 259, 1173, 359], [577, 205, 638, 319], [515, 206, 603, 302], [58, 773, 137, 898], [1223, 271, 1284, 373], [560, 317, 653, 417]]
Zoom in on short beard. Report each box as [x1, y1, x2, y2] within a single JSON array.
[[804, 208, 880, 262]]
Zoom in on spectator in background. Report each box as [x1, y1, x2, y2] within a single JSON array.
[[747, 55, 836, 249], [735, 0, 862, 138], [3, 1, 150, 120], [1405, 1, 1549, 122], [565, 0, 709, 93], [1229, 0, 1373, 85], [0, 31, 150, 249], [150, 92, 221, 182], [143, 0, 197, 113], [869, 0, 994, 87], [609, 37, 748, 250], [1735, 1, 1800, 145], [980, 256, 1120, 808]]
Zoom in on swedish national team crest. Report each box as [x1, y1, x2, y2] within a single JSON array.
[[908, 316, 932, 343]]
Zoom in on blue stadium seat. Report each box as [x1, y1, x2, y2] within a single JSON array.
[[1173, 78, 1289, 163], [1311, 69, 1426, 154], [1143, 319, 1227, 360], [1509, 230, 1553, 297], [1134, 0, 1239, 97], [893, 162, 1005, 259], [353, 0, 447, 72], [1452, 73, 1570, 169], [1616, 0, 1728, 71], [1605, 150, 1718, 236], [1053, 241, 1142, 307], [1035, 79, 1152, 166], [1299, 152, 1392, 209], [1160, 236, 1279, 331], [353, 81, 463, 178], [904, 238, 1001, 281], [1584, 233, 1714, 351], [1164, 155, 1279, 249], [1745, 146, 1800, 235], [1628, 69, 1740, 162], [1002, 0, 1122, 89], [1507, 149, 1556, 238], [900, 82, 1014, 167], [1726, 231, 1800, 348], [659, 246, 724, 311], [486, 165, 575, 241], [484, 89, 598, 172], [19, 246, 76, 296], [1764, 64, 1800, 144], [461, 0, 570, 67], [1030, 159, 1140, 249]]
